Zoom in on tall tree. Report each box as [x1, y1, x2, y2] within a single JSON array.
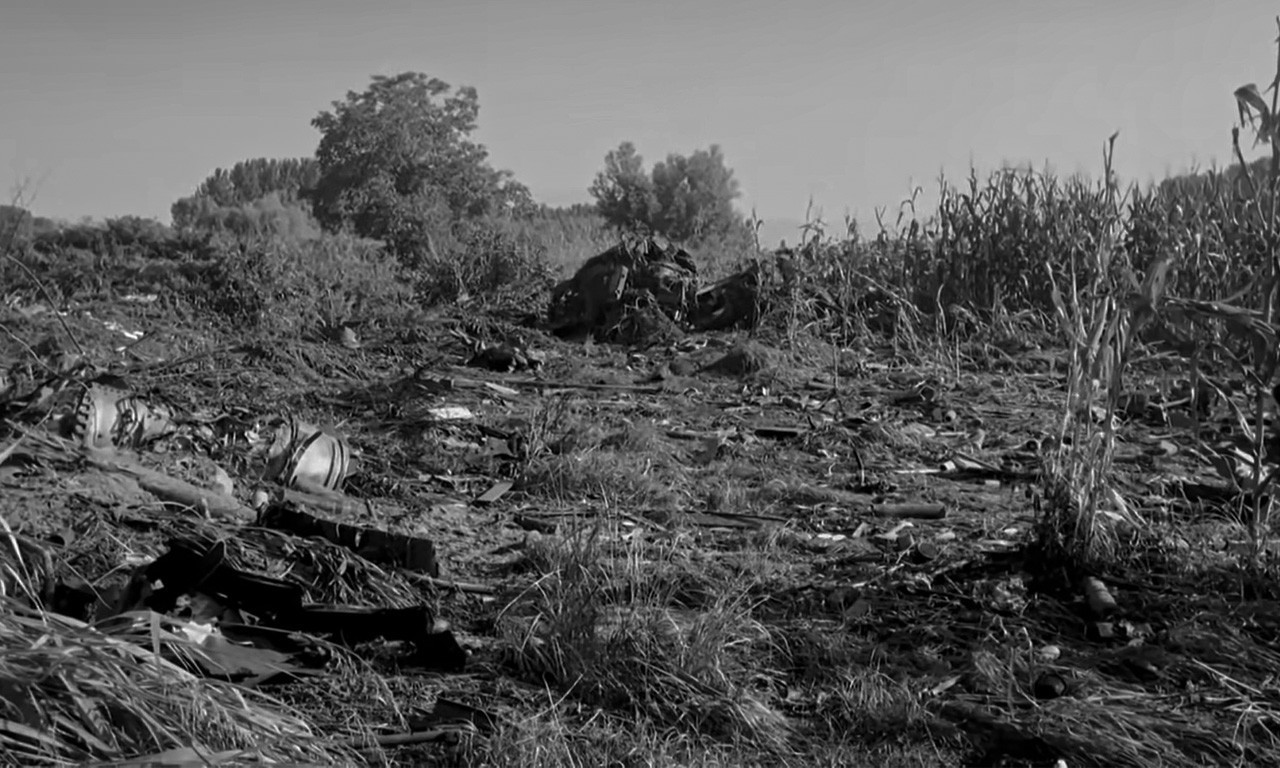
[[588, 142, 656, 232], [651, 145, 741, 241], [589, 142, 742, 243], [306, 72, 530, 254]]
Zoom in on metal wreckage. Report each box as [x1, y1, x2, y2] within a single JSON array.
[[546, 233, 769, 342]]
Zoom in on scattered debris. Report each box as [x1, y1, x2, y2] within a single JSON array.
[[262, 415, 351, 492], [1082, 576, 1118, 618], [68, 377, 175, 450], [474, 480, 513, 506]]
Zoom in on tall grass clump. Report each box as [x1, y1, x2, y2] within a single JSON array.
[[746, 204, 929, 349], [408, 216, 560, 307], [501, 204, 615, 274], [1, 222, 416, 336], [1, 222, 217, 306], [181, 232, 412, 333], [499, 525, 793, 753]]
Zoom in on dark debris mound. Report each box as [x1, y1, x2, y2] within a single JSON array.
[[548, 234, 698, 340]]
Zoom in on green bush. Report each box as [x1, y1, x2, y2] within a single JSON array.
[[409, 217, 558, 307], [3, 228, 412, 335], [181, 233, 410, 333]]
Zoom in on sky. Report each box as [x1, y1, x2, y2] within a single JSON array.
[[1, 0, 1276, 245]]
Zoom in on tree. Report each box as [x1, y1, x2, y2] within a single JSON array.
[[589, 142, 743, 242], [588, 142, 656, 232], [652, 145, 741, 241], [306, 72, 530, 254], [104, 215, 171, 246], [172, 157, 320, 233], [192, 158, 319, 207]]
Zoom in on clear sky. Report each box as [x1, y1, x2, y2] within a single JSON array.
[[1, 0, 1276, 243]]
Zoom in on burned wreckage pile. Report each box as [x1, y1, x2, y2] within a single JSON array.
[[547, 234, 769, 341]]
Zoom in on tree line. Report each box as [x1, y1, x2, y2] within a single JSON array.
[[6, 72, 745, 257]]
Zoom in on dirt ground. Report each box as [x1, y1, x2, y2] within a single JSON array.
[[3, 292, 1279, 768]]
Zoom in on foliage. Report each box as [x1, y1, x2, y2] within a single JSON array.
[[25, 216, 187, 262], [306, 72, 531, 256], [181, 157, 319, 210], [506, 203, 615, 272], [589, 142, 655, 233], [102, 215, 174, 247], [410, 216, 559, 307], [4, 225, 407, 336], [171, 157, 321, 237], [925, 167, 1119, 319], [589, 141, 744, 244], [171, 192, 321, 239], [186, 233, 409, 333], [0, 205, 33, 241]]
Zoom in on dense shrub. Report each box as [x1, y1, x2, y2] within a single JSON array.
[[409, 217, 559, 307], [3, 228, 410, 335], [170, 194, 322, 240], [181, 233, 409, 332]]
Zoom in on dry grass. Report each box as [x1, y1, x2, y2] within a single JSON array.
[[481, 523, 970, 767], [497, 525, 792, 752], [0, 516, 358, 766]]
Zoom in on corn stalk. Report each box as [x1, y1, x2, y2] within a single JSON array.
[[1041, 133, 1147, 566], [1228, 16, 1280, 554]]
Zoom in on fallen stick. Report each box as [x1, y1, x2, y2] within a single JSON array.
[[261, 498, 440, 576], [84, 448, 256, 522], [0, 435, 22, 466], [457, 370, 663, 394], [871, 502, 948, 520]]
